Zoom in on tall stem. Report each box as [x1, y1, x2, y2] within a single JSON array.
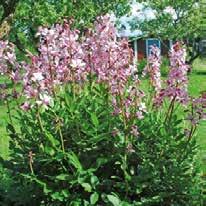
[[58, 123, 65, 153], [164, 95, 176, 124], [37, 108, 44, 133], [117, 85, 130, 197], [6, 99, 13, 124], [50, 109, 66, 153]]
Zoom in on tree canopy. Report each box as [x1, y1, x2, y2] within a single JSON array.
[[129, 0, 203, 63], [0, 0, 129, 53]]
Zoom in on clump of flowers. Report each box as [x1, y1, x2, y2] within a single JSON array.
[[0, 16, 146, 119], [154, 42, 189, 106], [0, 40, 21, 84], [22, 20, 85, 108], [0, 40, 21, 102], [0, 16, 204, 206], [189, 94, 206, 124], [83, 15, 133, 89], [82, 15, 145, 119], [142, 45, 162, 94], [0, 41, 18, 76], [185, 92, 206, 139]]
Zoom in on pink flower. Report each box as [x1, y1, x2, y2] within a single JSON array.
[[130, 125, 139, 136], [143, 45, 162, 93], [37, 93, 53, 109], [10, 71, 20, 83], [0, 15, 145, 116], [136, 111, 144, 119], [154, 42, 189, 106], [20, 102, 31, 111], [187, 94, 206, 125], [0, 41, 20, 80]]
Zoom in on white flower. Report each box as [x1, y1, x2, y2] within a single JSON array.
[[32, 72, 44, 81], [37, 93, 53, 109], [71, 59, 85, 68], [139, 102, 147, 112]]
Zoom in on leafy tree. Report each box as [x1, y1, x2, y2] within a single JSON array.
[[131, 0, 203, 64], [0, 0, 129, 53]]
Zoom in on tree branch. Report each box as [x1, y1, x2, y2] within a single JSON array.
[[0, 0, 19, 23]]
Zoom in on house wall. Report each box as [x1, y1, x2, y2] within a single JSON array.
[[132, 39, 171, 60], [137, 39, 146, 60]]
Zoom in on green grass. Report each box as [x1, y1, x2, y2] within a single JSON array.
[[0, 58, 206, 172], [190, 58, 206, 173], [0, 104, 9, 159], [0, 76, 19, 159]]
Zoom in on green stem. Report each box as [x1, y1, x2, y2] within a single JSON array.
[[29, 159, 34, 175], [123, 153, 129, 198], [50, 109, 66, 153], [164, 95, 176, 124], [167, 99, 175, 123], [37, 109, 44, 133], [58, 125, 65, 153], [6, 99, 13, 124]]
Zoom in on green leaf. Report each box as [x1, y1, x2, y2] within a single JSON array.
[[51, 192, 64, 201], [56, 174, 69, 181], [45, 145, 55, 156], [67, 152, 83, 171], [45, 132, 59, 147], [61, 189, 70, 198], [90, 112, 99, 127], [107, 194, 120, 206], [90, 192, 99, 205], [91, 175, 99, 187], [6, 123, 16, 134], [120, 202, 132, 206], [81, 183, 92, 193], [96, 157, 108, 168]]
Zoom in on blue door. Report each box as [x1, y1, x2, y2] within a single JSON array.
[[146, 39, 161, 57]]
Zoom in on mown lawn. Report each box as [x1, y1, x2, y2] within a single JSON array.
[[0, 58, 206, 172], [189, 58, 206, 173], [0, 103, 9, 159]]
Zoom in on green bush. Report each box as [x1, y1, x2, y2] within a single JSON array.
[[0, 17, 204, 206], [160, 57, 170, 76], [137, 58, 147, 75], [0, 83, 203, 206]]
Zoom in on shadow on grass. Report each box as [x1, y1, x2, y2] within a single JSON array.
[[193, 71, 206, 75]]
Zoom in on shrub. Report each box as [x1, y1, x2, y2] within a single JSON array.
[[1, 84, 203, 206], [160, 57, 170, 76], [137, 58, 147, 75], [0, 16, 205, 205]]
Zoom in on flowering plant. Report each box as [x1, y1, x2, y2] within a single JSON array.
[[0, 16, 205, 205]]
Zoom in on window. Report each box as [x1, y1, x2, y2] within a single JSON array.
[[146, 38, 161, 57]]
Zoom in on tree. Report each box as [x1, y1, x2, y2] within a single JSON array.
[[130, 0, 203, 64], [0, 0, 129, 54]]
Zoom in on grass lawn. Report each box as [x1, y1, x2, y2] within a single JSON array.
[[0, 58, 206, 172], [189, 58, 206, 173], [0, 103, 9, 159]]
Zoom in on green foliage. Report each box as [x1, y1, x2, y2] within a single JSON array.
[[131, 0, 203, 63], [139, 0, 201, 40], [0, 0, 129, 54], [160, 57, 170, 76], [0, 82, 203, 205], [137, 58, 147, 75]]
